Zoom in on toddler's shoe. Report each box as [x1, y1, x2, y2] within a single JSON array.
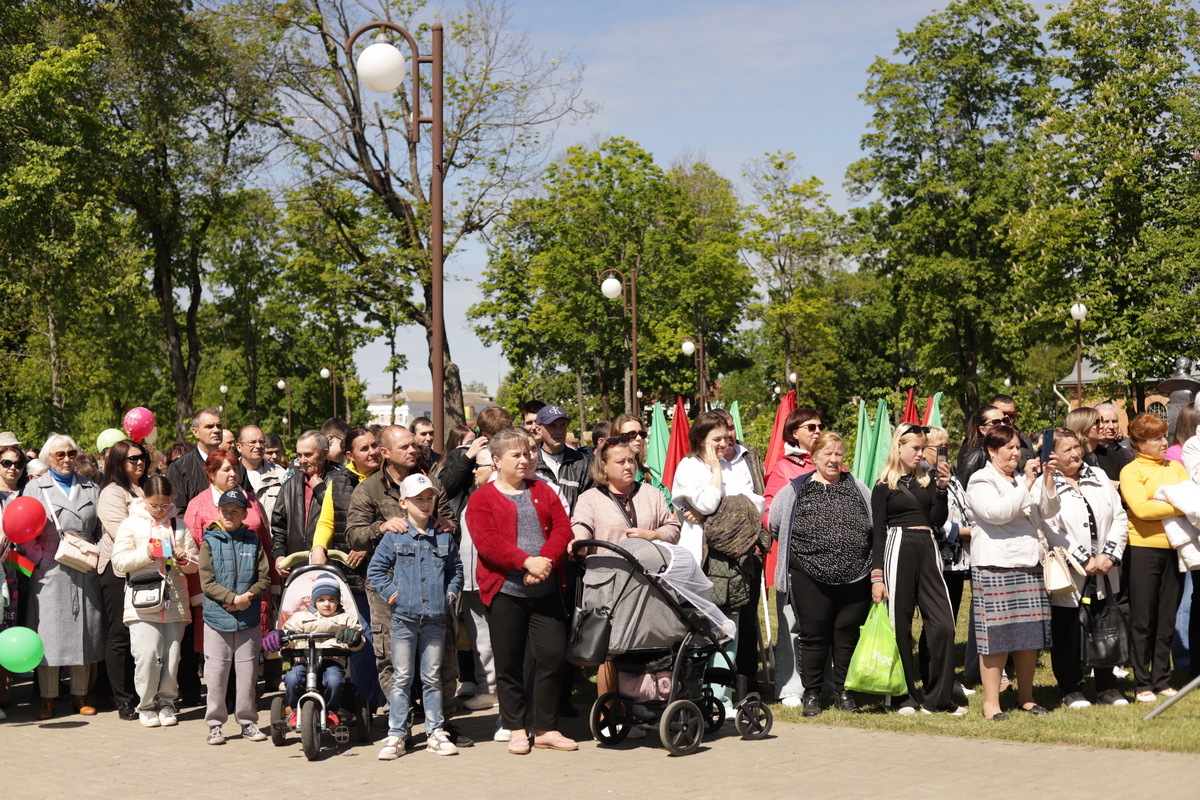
[[426, 728, 459, 756]]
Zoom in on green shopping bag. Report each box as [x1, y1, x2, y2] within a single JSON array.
[[844, 602, 906, 695]]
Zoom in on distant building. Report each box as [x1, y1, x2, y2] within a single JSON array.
[[1055, 358, 1168, 431], [366, 390, 498, 428]]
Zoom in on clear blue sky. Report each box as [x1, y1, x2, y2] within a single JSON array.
[[355, 0, 950, 398]]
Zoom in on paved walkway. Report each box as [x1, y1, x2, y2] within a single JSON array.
[[2, 698, 1198, 800]]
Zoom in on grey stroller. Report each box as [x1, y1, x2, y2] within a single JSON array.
[[569, 538, 773, 755]]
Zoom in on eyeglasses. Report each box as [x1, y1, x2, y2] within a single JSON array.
[[0, 459, 24, 470], [146, 502, 172, 511], [799, 423, 824, 433], [52, 450, 78, 460], [126, 454, 149, 464]]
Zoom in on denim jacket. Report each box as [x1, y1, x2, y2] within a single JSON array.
[[367, 523, 463, 622]]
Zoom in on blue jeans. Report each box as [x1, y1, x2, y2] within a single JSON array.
[[388, 617, 446, 739], [285, 660, 346, 713]]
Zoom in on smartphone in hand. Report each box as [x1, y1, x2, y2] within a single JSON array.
[[936, 445, 948, 468], [1040, 428, 1056, 463]]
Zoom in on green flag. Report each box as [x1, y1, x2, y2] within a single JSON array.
[[646, 401, 672, 504], [730, 401, 744, 441], [868, 399, 893, 486], [851, 399, 873, 482]]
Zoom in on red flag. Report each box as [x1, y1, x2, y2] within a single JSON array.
[[901, 388, 920, 425], [662, 397, 692, 492], [763, 390, 796, 475], [921, 396, 935, 425]]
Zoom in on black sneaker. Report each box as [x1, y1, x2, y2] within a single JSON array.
[[445, 722, 474, 747], [835, 691, 859, 713], [117, 703, 139, 721]]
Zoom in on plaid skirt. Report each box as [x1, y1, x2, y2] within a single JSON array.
[[971, 566, 1051, 654]]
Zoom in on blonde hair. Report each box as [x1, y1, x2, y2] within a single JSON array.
[[811, 430, 844, 456], [924, 425, 949, 447], [877, 423, 931, 490]]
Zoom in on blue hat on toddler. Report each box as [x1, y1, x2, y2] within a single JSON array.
[[310, 578, 341, 609]]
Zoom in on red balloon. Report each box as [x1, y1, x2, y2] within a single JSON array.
[[2, 497, 46, 544], [123, 407, 156, 441]]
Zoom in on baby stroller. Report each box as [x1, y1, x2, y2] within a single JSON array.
[[570, 538, 773, 756], [268, 559, 373, 760]]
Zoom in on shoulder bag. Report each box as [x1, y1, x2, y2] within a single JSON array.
[[48, 497, 99, 573], [1036, 525, 1083, 596], [1079, 574, 1131, 668]]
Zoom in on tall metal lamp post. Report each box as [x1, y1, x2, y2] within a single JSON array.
[[319, 366, 338, 419], [219, 384, 228, 429], [681, 335, 708, 412], [600, 269, 640, 415], [344, 21, 444, 445], [1070, 299, 1087, 405], [276, 379, 293, 439]]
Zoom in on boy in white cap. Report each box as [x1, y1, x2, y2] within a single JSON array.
[[368, 473, 464, 759]]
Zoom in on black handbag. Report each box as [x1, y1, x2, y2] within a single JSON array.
[[1079, 574, 1131, 668], [565, 607, 611, 667]]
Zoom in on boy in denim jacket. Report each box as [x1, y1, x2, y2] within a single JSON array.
[[367, 474, 463, 759]]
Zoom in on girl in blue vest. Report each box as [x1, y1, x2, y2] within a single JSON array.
[[198, 487, 271, 745]]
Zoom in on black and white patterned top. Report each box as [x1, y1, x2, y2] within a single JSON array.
[[789, 476, 872, 585]]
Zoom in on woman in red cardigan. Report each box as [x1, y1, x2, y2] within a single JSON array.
[[464, 427, 575, 755]]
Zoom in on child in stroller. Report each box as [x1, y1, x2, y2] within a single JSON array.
[[279, 576, 364, 728]]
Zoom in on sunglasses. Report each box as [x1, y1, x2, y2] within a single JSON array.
[[621, 430, 649, 439], [603, 434, 642, 449], [0, 458, 24, 470], [907, 425, 930, 436], [52, 450, 78, 460], [982, 419, 1004, 427], [799, 423, 825, 433], [126, 454, 149, 464]]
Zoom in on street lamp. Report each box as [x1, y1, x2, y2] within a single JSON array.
[[789, 371, 798, 397], [1070, 299, 1087, 405], [276, 379, 293, 439], [345, 20, 445, 446], [319, 366, 338, 419], [598, 268, 640, 415], [219, 384, 228, 429], [680, 336, 709, 412]]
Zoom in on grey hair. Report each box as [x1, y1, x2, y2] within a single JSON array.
[[191, 408, 220, 428], [40, 433, 80, 464], [1095, 403, 1120, 417], [297, 430, 330, 452]]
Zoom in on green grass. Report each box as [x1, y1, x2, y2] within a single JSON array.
[[762, 589, 1200, 753]]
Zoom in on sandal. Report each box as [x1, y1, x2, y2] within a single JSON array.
[[534, 731, 579, 751], [508, 730, 531, 755], [1019, 703, 1050, 716]]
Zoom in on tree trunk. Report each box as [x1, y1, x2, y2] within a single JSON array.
[[595, 354, 611, 420], [47, 307, 63, 431], [576, 371, 587, 440]]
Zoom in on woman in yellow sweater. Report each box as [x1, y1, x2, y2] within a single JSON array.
[[1119, 413, 1187, 703]]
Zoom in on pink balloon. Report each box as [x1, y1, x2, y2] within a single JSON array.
[[123, 407, 156, 441], [2, 497, 46, 544]]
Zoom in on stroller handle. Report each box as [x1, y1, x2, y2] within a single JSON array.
[[572, 539, 662, 578]]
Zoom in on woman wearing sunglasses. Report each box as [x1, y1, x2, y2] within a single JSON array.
[[0, 432, 28, 716], [97, 439, 152, 720], [611, 413, 670, 504], [955, 406, 1005, 486], [19, 433, 104, 719]]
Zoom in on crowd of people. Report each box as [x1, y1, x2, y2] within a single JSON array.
[[0, 393, 1197, 755]]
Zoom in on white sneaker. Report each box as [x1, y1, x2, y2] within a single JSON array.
[[378, 735, 404, 761], [1063, 692, 1091, 710], [1136, 691, 1157, 704], [455, 681, 480, 698], [493, 727, 511, 742], [139, 709, 161, 728], [158, 706, 178, 727], [958, 683, 977, 696], [897, 706, 918, 717], [920, 705, 969, 716], [1113, 666, 1130, 678], [463, 692, 498, 711], [426, 728, 459, 756], [1160, 687, 1178, 698], [780, 696, 803, 708]]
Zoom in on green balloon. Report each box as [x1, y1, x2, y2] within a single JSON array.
[[0, 626, 44, 673], [96, 428, 125, 452]]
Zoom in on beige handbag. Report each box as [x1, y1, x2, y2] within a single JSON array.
[[1037, 526, 1083, 596], [48, 501, 99, 573]]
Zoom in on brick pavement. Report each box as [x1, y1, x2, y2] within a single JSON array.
[[2, 698, 1198, 800]]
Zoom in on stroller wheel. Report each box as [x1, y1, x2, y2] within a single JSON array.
[[590, 692, 633, 745], [269, 696, 287, 746], [734, 698, 773, 740], [698, 695, 724, 735], [355, 693, 372, 743], [659, 699, 703, 756], [300, 700, 321, 761]]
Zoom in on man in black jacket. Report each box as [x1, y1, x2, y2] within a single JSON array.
[[271, 430, 341, 574], [166, 408, 223, 510], [531, 404, 592, 515]]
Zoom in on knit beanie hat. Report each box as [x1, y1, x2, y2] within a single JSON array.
[[310, 577, 341, 608]]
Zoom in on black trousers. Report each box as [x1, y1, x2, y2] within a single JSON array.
[[486, 591, 566, 733], [99, 564, 135, 706], [1127, 546, 1183, 692], [789, 566, 871, 692], [177, 622, 202, 702], [1050, 603, 1117, 696], [919, 571, 966, 687], [736, 555, 764, 686], [885, 530, 956, 711]]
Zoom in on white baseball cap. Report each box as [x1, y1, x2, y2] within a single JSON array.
[[400, 473, 436, 499]]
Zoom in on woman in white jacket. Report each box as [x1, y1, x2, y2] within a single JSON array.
[[110, 475, 199, 728], [1036, 427, 1128, 709], [966, 425, 1060, 721]]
